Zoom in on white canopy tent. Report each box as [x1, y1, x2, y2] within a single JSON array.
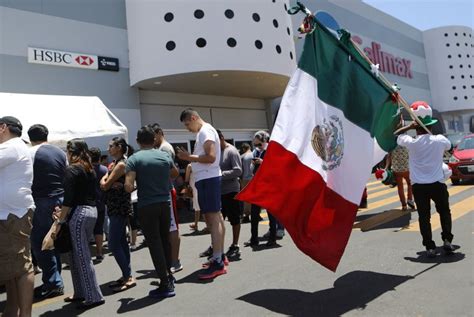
[[0, 92, 127, 149]]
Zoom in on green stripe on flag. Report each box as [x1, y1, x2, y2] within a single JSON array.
[[298, 20, 399, 152]]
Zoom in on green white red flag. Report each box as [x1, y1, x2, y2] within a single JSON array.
[[237, 19, 400, 271]]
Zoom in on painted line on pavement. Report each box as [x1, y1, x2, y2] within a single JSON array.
[[402, 195, 474, 232], [32, 294, 67, 309]]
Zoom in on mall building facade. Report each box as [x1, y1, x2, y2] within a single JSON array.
[[1, 0, 473, 150]]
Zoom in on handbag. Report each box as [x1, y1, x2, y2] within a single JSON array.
[[54, 210, 73, 253], [54, 222, 72, 253]]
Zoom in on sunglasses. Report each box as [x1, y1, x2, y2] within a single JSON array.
[[254, 143, 263, 147]]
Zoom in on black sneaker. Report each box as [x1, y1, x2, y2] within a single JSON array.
[[244, 240, 258, 247], [37, 286, 64, 299], [199, 246, 213, 258], [241, 216, 251, 224], [225, 245, 241, 258], [426, 249, 437, 258], [149, 279, 175, 299], [443, 240, 455, 254]]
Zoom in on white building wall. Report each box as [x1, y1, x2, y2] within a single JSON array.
[[423, 26, 474, 132], [125, 0, 296, 85]]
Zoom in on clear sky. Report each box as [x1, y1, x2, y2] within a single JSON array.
[[363, 0, 473, 31]]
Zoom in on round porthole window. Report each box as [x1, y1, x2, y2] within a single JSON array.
[[164, 12, 174, 22], [252, 13, 260, 22], [194, 9, 204, 19], [225, 9, 234, 19], [196, 38, 207, 48], [227, 38, 237, 47], [255, 40, 263, 49], [166, 41, 176, 51]]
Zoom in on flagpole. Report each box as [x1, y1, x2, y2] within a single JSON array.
[[290, 1, 431, 135], [348, 39, 432, 134]]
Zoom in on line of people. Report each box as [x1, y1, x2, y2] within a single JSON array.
[[0, 110, 286, 316]]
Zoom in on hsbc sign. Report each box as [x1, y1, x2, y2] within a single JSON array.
[[28, 47, 119, 72]]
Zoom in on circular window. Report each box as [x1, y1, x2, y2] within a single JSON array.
[[444, 33, 448, 37], [290, 52, 293, 60], [272, 0, 275, 2], [460, 64, 463, 68], [471, 75, 473, 78], [273, 19, 279, 28], [252, 13, 260, 22], [461, 75, 465, 78], [194, 9, 204, 19], [449, 65, 453, 69], [164, 12, 174, 22], [446, 43, 450, 47], [464, 96, 468, 100], [456, 43, 460, 46], [255, 40, 263, 49], [448, 55, 452, 58], [451, 75, 455, 79], [166, 41, 176, 51], [287, 27, 291, 35], [458, 54, 462, 58], [466, 43, 469, 46], [463, 32, 466, 36], [225, 9, 234, 19], [227, 37, 237, 47], [452, 86, 456, 90], [463, 85, 466, 89], [469, 65, 472, 68], [196, 38, 207, 48], [471, 85, 474, 89], [454, 96, 458, 100], [468, 54, 470, 58], [276, 45, 282, 54], [455, 32, 458, 36]]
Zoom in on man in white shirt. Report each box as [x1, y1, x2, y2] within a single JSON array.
[[177, 109, 226, 280], [0, 116, 35, 317], [395, 101, 455, 258]]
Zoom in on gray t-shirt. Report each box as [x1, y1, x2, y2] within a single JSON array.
[[220, 144, 242, 194], [240, 151, 254, 181], [159, 140, 175, 160]]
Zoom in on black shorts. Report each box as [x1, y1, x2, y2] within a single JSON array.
[[221, 192, 242, 226]]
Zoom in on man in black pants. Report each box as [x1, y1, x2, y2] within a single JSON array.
[[125, 126, 179, 298], [395, 101, 455, 258]]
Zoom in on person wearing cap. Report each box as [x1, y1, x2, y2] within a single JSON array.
[[0, 116, 35, 317], [395, 101, 455, 258], [27, 124, 67, 300]]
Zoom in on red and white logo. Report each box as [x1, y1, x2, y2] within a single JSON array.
[[75, 56, 94, 66]]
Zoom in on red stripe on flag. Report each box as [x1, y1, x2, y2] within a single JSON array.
[[236, 141, 358, 271]]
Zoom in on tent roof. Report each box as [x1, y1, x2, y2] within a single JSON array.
[[0, 92, 127, 149]]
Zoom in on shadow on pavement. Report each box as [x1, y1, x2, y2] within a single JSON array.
[[404, 247, 464, 264], [237, 270, 413, 316], [175, 269, 215, 285], [37, 302, 81, 317], [116, 296, 165, 314]]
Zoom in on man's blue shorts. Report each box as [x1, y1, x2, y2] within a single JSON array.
[[195, 176, 222, 213]]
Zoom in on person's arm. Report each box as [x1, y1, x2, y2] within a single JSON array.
[[222, 150, 243, 180], [170, 162, 179, 179], [0, 146, 17, 169], [100, 161, 126, 191], [176, 140, 216, 164], [394, 121, 418, 136], [184, 164, 192, 183], [384, 153, 392, 170], [125, 171, 136, 193]]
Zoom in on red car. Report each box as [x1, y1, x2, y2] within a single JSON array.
[[448, 134, 474, 185]]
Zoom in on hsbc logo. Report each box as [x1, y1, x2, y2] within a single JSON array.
[[28, 47, 117, 72], [75, 55, 95, 66]]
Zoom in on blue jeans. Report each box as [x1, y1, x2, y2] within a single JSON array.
[[108, 214, 131, 279], [30, 196, 64, 289]]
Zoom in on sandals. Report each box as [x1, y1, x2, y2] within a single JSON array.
[[407, 200, 416, 210], [112, 278, 136, 293], [108, 277, 126, 288], [401, 205, 408, 211]]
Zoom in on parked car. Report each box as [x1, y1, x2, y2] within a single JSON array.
[[448, 134, 474, 185], [442, 132, 471, 163]]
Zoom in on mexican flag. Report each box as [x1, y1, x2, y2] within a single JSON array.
[[237, 21, 399, 271]]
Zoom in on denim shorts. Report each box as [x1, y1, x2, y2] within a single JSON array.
[[195, 176, 222, 213]]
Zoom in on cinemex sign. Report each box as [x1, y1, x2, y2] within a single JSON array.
[[352, 37, 413, 79], [28, 47, 119, 72]]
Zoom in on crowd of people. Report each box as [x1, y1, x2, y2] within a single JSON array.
[[0, 109, 284, 316], [0, 101, 458, 316]]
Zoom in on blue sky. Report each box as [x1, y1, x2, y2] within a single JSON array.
[[363, 0, 473, 30]]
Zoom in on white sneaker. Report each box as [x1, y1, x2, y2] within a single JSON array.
[[276, 229, 285, 239]]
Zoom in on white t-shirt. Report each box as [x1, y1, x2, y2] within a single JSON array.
[[397, 134, 451, 184], [159, 140, 175, 160], [192, 123, 221, 182], [0, 137, 35, 219]]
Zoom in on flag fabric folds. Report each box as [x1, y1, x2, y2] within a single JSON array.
[[236, 19, 400, 271]]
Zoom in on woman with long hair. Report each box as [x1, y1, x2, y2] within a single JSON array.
[[53, 139, 104, 309], [100, 137, 136, 292]]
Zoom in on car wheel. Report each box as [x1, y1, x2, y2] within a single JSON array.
[[451, 178, 460, 185]]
